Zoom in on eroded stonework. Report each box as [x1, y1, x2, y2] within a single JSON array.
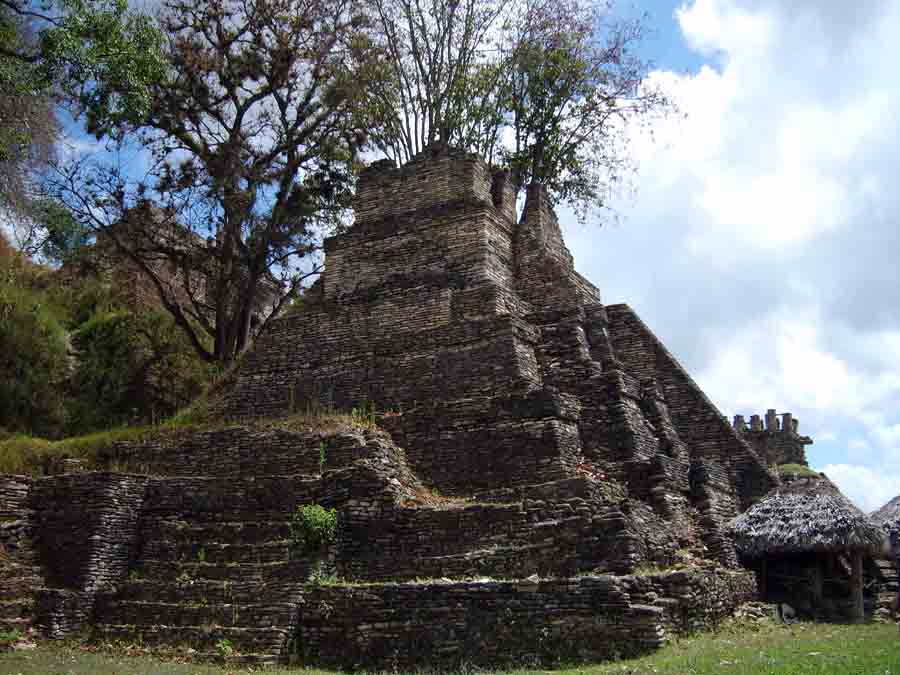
[[0, 145, 774, 668], [221, 143, 775, 564]]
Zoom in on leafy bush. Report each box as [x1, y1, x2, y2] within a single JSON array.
[[290, 504, 338, 554], [0, 241, 214, 437], [0, 269, 70, 436]]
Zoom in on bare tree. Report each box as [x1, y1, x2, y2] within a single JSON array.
[[366, 0, 673, 219], [51, 0, 377, 363], [365, 0, 505, 163], [501, 0, 670, 218]]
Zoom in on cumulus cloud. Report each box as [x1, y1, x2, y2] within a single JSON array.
[[563, 0, 900, 502], [821, 464, 900, 513]]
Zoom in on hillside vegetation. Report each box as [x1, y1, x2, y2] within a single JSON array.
[[0, 233, 214, 441]]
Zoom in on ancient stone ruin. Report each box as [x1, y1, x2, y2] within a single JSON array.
[[732, 409, 812, 467], [1, 145, 779, 668]]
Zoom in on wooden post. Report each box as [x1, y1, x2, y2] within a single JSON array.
[[811, 556, 824, 611], [850, 550, 864, 623]]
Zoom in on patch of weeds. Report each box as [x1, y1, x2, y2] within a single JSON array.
[[318, 440, 327, 473], [350, 400, 376, 427], [196, 546, 206, 563], [307, 561, 340, 586], [214, 637, 234, 658], [290, 504, 337, 554], [0, 628, 23, 647], [632, 563, 670, 577], [777, 463, 820, 478]]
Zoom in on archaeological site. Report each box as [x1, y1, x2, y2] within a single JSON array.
[[1, 144, 894, 667]]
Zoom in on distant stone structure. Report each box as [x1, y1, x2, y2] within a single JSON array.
[[0, 145, 778, 668], [732, 409, 812, 466]]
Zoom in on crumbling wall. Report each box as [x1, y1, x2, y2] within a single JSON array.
[[27, 473, 147, 637], [733, 409, 812, 467]]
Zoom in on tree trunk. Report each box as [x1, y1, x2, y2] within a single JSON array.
[[850, 550, 864, 623]]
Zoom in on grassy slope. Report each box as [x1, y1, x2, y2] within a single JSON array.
[[0, 409, 381, 476], [1, 621, 898, 675]]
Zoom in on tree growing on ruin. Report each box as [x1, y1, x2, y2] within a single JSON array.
[[366, 0, 672, 219], [51, 0, 379, 363], [364, 0, 506, 163], [501, 0, 669, 219]]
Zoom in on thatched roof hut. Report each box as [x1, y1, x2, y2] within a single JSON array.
[[729, 476, 886, 621], [871, 494, 900, 554], [730, 476, 886, 558]]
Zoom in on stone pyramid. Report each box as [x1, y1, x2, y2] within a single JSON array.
[[0, 144, 775, 669]]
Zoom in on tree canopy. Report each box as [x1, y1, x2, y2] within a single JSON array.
[[51, 0, 378, 363], [0, 0, 164, 254]]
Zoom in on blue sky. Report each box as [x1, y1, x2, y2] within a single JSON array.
[[45, 0, 900, 511], [561, 0, 900, 511]]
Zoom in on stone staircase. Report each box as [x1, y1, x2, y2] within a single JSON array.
[[0, 423, 759, 668], [93, 504, 309, 664]]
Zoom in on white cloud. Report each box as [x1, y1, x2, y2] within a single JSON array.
[[565, 0, 900, 488], [821, 464, 900, 513]]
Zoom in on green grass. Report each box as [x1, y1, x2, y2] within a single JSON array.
[[777, 463, 821, 478], [0, 406, 384, 477], [0, 427, 159, 475], [1, 621, 898, 674]]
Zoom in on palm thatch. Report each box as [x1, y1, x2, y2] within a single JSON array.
[[729, 476, 886, 558], [871, 494, 900, 553]]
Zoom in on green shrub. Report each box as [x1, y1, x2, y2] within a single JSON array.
[[777, 463, 819, 478], [290, 504, 337, 554], [0, 274, 70, 437], [0, 426, 153, 474]]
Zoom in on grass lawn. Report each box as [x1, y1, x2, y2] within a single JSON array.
[[1, 620, 898, 675]]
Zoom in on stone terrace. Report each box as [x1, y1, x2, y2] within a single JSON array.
[[0, 144, 774, 668]]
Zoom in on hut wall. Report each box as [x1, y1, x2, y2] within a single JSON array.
[[754, 553, 879, 621]]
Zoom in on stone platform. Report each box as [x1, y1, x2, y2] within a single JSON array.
[[1, 424, 755, 667], [0, 145, 773, 668]]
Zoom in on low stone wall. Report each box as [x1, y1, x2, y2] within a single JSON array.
[[625, 567, 758, 634], [296, 567, 755, 670], [101, 427, 328, 477], [0, 475, 33, 556], [298, 576, 664, 669]]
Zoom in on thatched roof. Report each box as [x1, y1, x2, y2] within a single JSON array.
[[871, 495, 900, 553], [729, 476, 886, 558]]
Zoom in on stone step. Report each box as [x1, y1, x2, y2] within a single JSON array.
[[0, 617, 32, 633], [98, 426, 334, 478], [134, 559, 307, 583], [0, 575, 43, 602], [142, 519, 292, 546], [353, 541, 572, 582], [96, 599, 296, 629], [142, 476, 321, 518], [0, 599, 33, 621], [94, 623, 291, 656], [141, 540, 293, 565], [113, 578, 303, 606]]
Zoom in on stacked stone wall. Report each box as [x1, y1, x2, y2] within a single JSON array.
[[297, 567, 756, 670], [733, 409, 812, 467], [298, 576, 663, 670], [26, 473, 147, 636]]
